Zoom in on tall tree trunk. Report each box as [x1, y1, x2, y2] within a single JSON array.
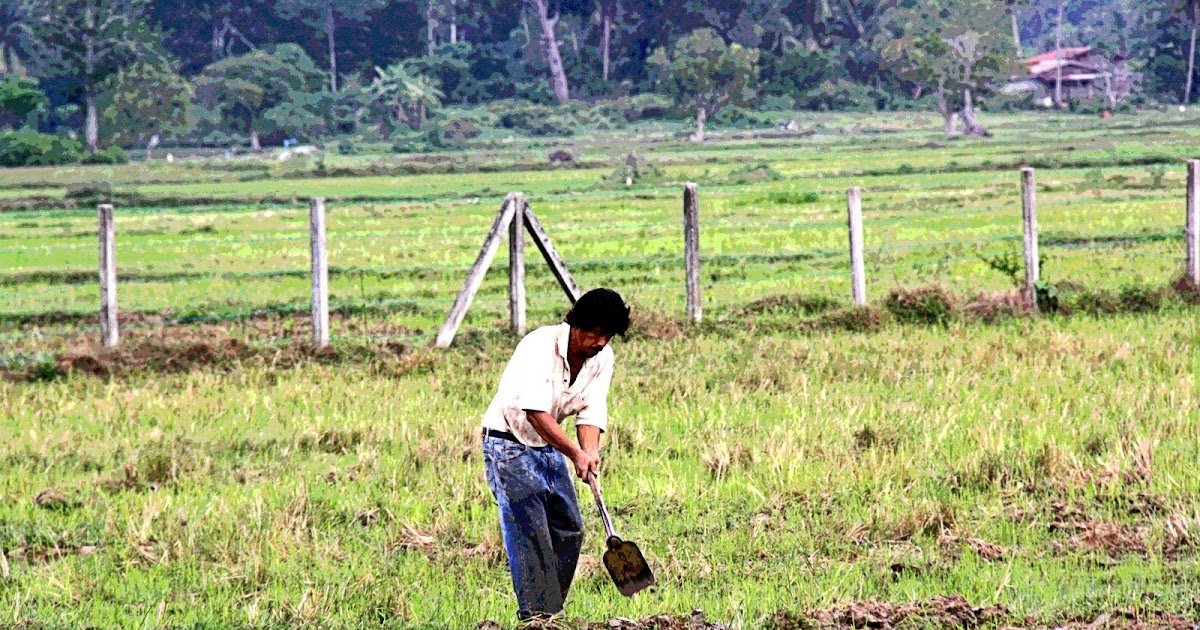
[[84, 19, 99, 153], [530, 0, 570, 104], [960, 89, 990, 137], [935, 89, 955, 137], [1054, 0, 1064, 107], [450, 0, 457, 43], [416, 101, 426, 131], [325, 0, 338, 92], [692, 106, 706, 143], [600, 0, 616, 82], [1186, 19, 1198, 105], [1009, 7, 1022, 54], [426, 0, 436, 56], [250, 129, 261, 151], [85, 90, 99, 152]]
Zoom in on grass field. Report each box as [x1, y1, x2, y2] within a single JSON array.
[[1, 110, 1199, 628]]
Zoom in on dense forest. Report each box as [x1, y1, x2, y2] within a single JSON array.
[[0, 0, 1196, 164]]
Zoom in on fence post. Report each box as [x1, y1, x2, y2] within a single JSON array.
[[683, 182, 701, 323], [509, 193, 527, 336], [310, 197, 330, 349], [1021, 167, 1039, 311], [1188, 160, 1200, 287], [847, 187, 867, 306], [434, 194, 520, 348], [98, 204, 118, 348]]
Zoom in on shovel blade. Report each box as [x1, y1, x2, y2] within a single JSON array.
[[602, 537, 655, 597]]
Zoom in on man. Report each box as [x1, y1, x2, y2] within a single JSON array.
[[481, 288, 632, 620]]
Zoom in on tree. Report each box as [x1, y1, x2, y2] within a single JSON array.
[[367, 61, 443, 131], [97, 62, 193, 156], [0, 0, 35, 75], [527, 0, 571, 103], [1175, 0, 1200, 104], [193, 43, 324, 150], [1004, 0, 1026, 53], [24, 0, 166, 152], [650, 28, 760, 143], [274, 0, 387, 92], [879, 0, 1012, 137], [0, 74, 42, 128]]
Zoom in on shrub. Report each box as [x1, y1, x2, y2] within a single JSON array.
[[0, 130, 82, 166], [884, 285, 957, 326], [336, 140, 359, 155], [490, 101, 576, 136], [715, 162, 783, 185], [81, 146, 129, 165], [713, 105, 776, 128], [620, 94, 675, 121]]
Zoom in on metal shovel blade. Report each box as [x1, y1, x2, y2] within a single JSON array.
[[602, 535, 655, 597]]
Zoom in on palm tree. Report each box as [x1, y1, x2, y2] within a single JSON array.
[[368, 62, 443, 131]]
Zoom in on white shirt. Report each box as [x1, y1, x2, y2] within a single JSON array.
[[481, 323, 614, 447]]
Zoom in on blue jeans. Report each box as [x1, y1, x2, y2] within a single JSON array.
[[482, 433, 585, 619]]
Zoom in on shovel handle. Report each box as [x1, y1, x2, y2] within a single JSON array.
[[586, 472, 618, 540]]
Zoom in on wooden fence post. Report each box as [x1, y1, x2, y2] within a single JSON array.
[[310, 197, 330, 348], [509, 194, 527, 336], [524, 207, 582, 303], [1021, 167, 1039, 311], [683, 182, 701, 322], [434, 194, 519, 348], [847, 187, 867, 306], [1187, 160, 1200, 287], [98, 204, 118, 348]]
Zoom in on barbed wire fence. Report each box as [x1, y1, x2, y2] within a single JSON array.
[[1, 161, 1197, 367]]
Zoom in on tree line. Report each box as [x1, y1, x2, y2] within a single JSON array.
[[0, 0, 1196, 160]]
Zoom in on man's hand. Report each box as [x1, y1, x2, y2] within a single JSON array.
[[571, 448, 600, 480]]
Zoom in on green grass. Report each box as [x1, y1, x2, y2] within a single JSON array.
[[1, 110, 1200, 628]]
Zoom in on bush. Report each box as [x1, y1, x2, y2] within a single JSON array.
[[81, 146, 129, 165], [489, 101, 576, 136], [884, 285, 957, 326], [0, 130, 82, 166], [713, 105, 777, 128], [336, 140, 359, 155], [620, 94, 675, 121]]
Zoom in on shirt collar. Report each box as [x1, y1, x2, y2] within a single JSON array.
[[555, 322, 570, 362]]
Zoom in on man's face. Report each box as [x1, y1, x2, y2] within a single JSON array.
[[572, 327, 613, 359]]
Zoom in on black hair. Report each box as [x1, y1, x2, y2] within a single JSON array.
[[565, 288, 631, 337]]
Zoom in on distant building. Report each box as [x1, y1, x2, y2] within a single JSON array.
[[1002, 47, 1137, 108]]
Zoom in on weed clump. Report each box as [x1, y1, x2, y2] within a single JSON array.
[[883, 285, 956, 326], [818, 305, 888, 333]]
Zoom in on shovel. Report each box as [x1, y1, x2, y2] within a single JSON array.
[[585, 473, 655, 597]]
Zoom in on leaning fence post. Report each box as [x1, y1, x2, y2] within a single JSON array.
[[683, 182, 701, 323], [1021, 167, 1039, 311], [847, 187, 867, 306], [98, 203, 118, 348], [310, 197, 330, 349], [1187, 160, 1200, 287], [509, 194, 527, 336]]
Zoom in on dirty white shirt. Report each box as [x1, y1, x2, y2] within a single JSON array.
[[481, 323, 613, 447]]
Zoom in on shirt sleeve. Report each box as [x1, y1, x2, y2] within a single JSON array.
[[513, 332, 555, 413], [574, 351, 613, 432]]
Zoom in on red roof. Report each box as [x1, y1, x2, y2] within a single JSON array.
[[1025, 47, 1092, 66]]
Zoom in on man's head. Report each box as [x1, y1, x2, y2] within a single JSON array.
[[565, 288, 631, 359]]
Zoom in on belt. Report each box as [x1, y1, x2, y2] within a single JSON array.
[[482, 428, 522, 444]]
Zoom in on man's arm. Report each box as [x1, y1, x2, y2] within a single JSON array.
[[526, 410, 599, 479]]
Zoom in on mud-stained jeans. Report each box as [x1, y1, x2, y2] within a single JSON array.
[[482, 433, 585, 620]]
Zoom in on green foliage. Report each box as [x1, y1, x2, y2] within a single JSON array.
[[649, 28, 760, 117], [193, 44, 326, 144], [0, 130, 81, 166], [81, 145, 129, 165], [367, 61, 443, 132], [0, 76, 46, 127], [490, 101, 575, 137], [98, 62, 194, 144]]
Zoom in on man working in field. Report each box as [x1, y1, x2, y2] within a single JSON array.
[[481, 288, 631, 620]]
